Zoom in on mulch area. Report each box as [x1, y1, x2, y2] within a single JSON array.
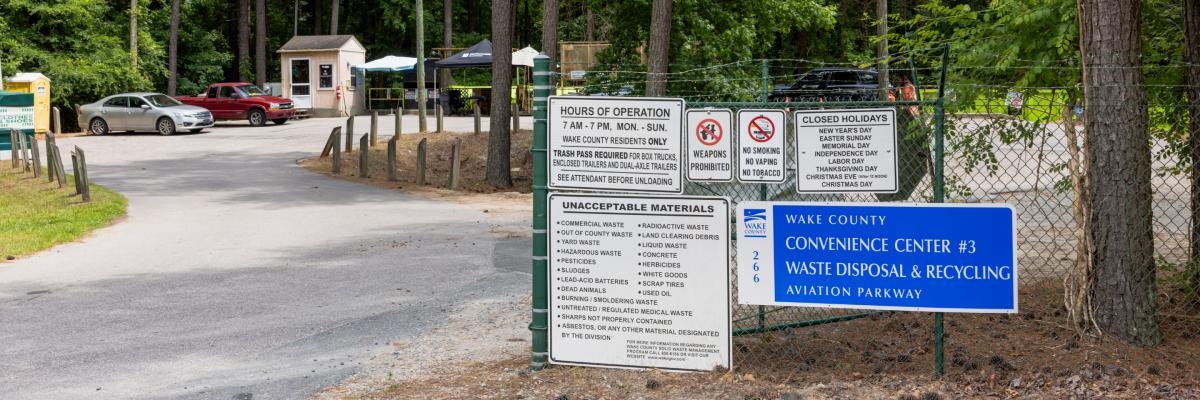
[[300, 129, 533, 194]]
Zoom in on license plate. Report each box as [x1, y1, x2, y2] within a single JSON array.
[[201, 119, 213, 125]]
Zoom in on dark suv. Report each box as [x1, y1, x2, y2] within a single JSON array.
[[769, 68, 895, 102]]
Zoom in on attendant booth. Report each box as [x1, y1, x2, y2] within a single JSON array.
[[277, 35, 366, 118]]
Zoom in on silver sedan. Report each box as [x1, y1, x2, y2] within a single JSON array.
[[80, 93, 215, 135]]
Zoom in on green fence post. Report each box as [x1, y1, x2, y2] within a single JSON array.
[[530, 52, 551, 371], [761, 60, 769, 102], [933, 44, 950, 377]]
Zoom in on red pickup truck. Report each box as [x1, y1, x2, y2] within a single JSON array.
[[174, 83, 294, 126]]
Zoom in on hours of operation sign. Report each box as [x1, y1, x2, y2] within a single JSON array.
[[686, 108, 734, 182], [735, 202, 1017, 313], [549, 193, 732, 371], [794, 108, 898, 193], [736, 110, 786, 183], [547, 97, 685, 193]]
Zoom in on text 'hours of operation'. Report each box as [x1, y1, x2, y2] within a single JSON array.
[[547, 97, 685, 194]]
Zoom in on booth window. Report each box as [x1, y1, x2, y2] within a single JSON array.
[[319, 64, 333, 88], [350, 66, 359, 89]]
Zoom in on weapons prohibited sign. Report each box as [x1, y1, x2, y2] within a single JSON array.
[[686, 109, 734, 182]]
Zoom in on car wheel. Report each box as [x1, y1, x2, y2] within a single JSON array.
[[189, 128, 204, 133], [90, 118, 109, 135], [272, 118, 288, 125], [157, 118, 176, 136], [248, 109, 266, 127]]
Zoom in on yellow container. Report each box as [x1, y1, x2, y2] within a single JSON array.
[[6, 73, 51, 133]]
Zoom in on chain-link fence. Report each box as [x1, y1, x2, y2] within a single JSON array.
[[540, 48, 1200, 387]]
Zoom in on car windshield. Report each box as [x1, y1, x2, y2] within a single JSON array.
[[235, 85, 268, 97], [144, 94, 183, 107]]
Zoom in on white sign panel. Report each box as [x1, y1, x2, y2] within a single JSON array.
[[549, 193, 732, 371], [547, 96, 685, 194], [0, 106, 35, 131], [794, 108, 898, 193], [736, 109, 786, 183], [686, 109, 734, 182]]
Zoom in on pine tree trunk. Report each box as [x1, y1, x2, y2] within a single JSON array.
[[130, 0, 138, 70], [645, 0, 672, 96], [330, 0, 339, 35], [238, 0, 250, 82], [444, 0, 452, 46], [488, 0, 513, 187], [168, 0, 180, 96], [467, 0, 476, 33], [1185, 0, 1200, 289], [542, 0, 560, 87], [1079, 0, 1161, 346], [313, 0, 323, 35], [256, 0, 266, 88], [585, 0, 593, 41], [417, 0, 427, 132]]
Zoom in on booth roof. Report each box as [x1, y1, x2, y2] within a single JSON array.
[[277, 35, 364, 52], [433, 39, 494, 69]]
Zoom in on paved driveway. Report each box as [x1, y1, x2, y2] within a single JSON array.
[[0, 115, 531, 399]]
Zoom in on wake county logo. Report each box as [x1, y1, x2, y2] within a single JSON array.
[[743, 209, 768, 237]]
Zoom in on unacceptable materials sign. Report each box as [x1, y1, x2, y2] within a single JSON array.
[[794, 109, 897, 193], [736, 110, 786, 183], [736, 202, 1017, 313], [549, 193, 732, 371], [548, 97, 685, 193], [686, 109, 734, 182]]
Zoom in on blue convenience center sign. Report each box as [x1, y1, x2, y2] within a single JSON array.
[[736, 202, 1017, 313]]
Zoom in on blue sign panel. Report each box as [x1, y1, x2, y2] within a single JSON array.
[[735, 202, 1017, 313]]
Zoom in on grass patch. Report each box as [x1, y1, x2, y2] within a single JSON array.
[[0, 165, 127, 259]]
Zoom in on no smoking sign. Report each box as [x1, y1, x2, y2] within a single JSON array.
[[686, 109, 734, 182], [737, 110, 786, 183]]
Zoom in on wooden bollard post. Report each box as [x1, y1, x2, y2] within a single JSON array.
[[71, 151, 82, 195], [512, 103, 520, 131], [370, 111, 378, 146], [320, 127, 340, 157], [331, 130, 342, 174], [387, 136, 398, 182], [436, 103, 444, 133], [53, 145, 66, 188], [76, 146, 90, 201], [449, 138, 463, 190], [19, 132, 30, 173], [345, 113, 355, 153], [473, 102, 481, 135], [9, 129, 17, 168], [416, 138, 427, 186], [53, 107, 62, 137], [359, 134, 370, 178], [30, 135, 42, 178], [45, 132, 56, 183]]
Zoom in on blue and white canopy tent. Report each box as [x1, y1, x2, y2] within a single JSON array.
[[356, 55, 444, 111]]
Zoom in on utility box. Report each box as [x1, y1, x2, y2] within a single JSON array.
[[5, 73, 51, 133]]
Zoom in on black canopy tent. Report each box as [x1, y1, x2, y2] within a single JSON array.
[[433, 39, 531, 116]]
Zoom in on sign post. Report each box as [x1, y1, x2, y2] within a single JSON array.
[[794, 108, 897, 193], [686, 108, 734, 182], [547, 96, 685, 193], [736, 202, 1017, 313], [736, 109, 785, 183], [548, 193, 732, 371]]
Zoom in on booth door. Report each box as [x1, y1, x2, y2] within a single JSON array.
[[290, 59, 312, 109]]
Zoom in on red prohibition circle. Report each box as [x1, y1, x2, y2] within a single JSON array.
[[747, 116, 775, 143], [695, 119, 723, 146]]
